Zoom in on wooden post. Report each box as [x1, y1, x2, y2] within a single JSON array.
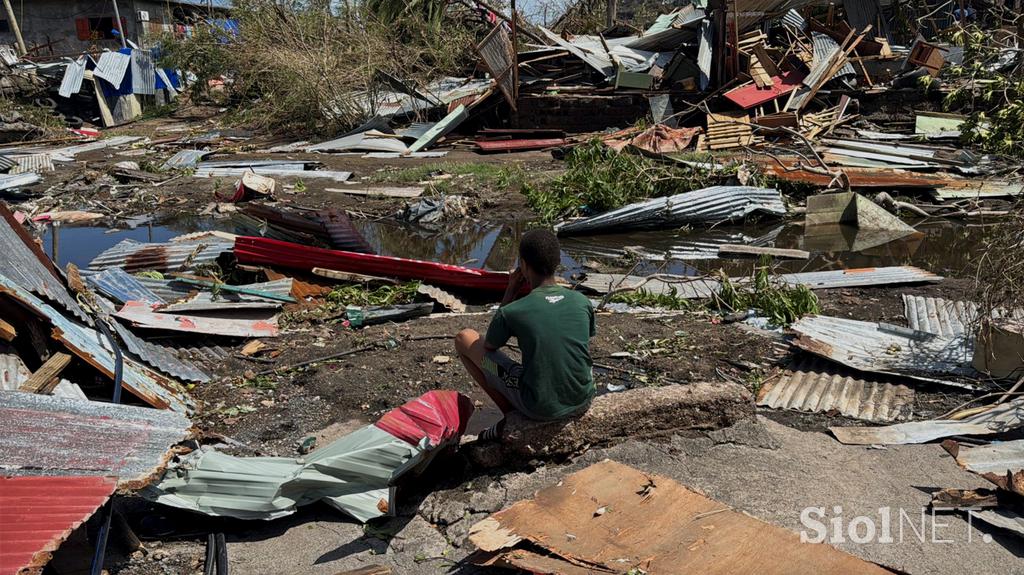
[[607, 0, 617, 27], [111, 0, 128, 48], [511, 0, 519, 104], [1, 0, 26, 56]]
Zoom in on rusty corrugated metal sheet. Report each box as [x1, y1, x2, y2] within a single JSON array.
[[88, 239, 234, 273], [0, 476, 117, 575], [0, 203, 89, 322], [953, 439, 1024, 476], [316, 209, 375, 254], [0, 391, 190, 486], [757, 356, 915, 422], [0, 273, 192, 412], [789, 315, 979, 389], [476, 138, 566, 152]]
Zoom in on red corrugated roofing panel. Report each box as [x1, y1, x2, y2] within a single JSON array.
[[724, 70, 806, 109], [0, 476, 116, 575], [375, 390, 474, 447], [234, 236, 510, 292]]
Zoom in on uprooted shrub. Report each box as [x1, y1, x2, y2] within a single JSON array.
[[524, 139, 744, 222], [159, 0, 488, 134]]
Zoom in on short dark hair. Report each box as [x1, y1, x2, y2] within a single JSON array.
[[519, 228, 560, 277]]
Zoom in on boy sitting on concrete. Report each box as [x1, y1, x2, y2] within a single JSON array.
[[454, 229, 595, 440]]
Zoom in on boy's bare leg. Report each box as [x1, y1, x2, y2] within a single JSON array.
[[454, 328, 514, 414]]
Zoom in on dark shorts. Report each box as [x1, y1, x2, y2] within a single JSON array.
[[480, 350, 591, 421], [481, 349, 531, 415]]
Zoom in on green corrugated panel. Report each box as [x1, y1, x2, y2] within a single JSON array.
[[144, 426, 429, 522]]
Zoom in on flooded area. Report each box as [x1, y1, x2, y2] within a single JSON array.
[[41, 213, 996, 282]]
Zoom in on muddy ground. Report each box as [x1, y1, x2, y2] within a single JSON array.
[[17, 110, 1020, 574]]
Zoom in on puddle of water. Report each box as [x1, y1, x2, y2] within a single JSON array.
[[39, 212, 995, 281]]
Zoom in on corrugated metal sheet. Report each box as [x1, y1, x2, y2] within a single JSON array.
[[580, 273, 721, 299], [131, 49, 156, 95], [782, 8, 807, 30], [0, 205, 89, 322], [562, 226, 784, 262], [93, 51, 131, 86], [0, 154, 16, 172], [57, 56, 87, 98], [477, 23, 516, 108], [812, 32, 856, 80], [145, 391, 471, 523], [114, 301, 278, 338], [757, 356, 915, 422], [625, 6, 703, 51], [85, 267, 166, 304], [0, 274, 192, 412], [831, 398, 1024, 445], [111, 318, 210, 383], [51, 136, 143, 160], [317, 209, 375, 254], [697, 19, 713, 91], [199, 159, 308, 169], [88, 238, 234, 273], [0, 392, 190, 486], [780, 266, 941, 289], [556, 186, 786, 235], [10, 153, 54, 174], [904, 294, 1024, 337], [193, 166, 352, 182], [580, 266, 941, 296], [790, 315, 979, 388], [539, 27, 614, 77], [0, 172, 41, 190], [160, 149, 209, 170], [0, 476, 117, 575], [953, 439, 1024, 475], [134, 277, 292, 307], [307, 132, 407, 153]]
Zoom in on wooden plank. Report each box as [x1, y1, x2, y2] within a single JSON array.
[[312, 267, 398, 284], [717, 244, 811, 260], [0, 318, 16, 342], [84, 70, 114, 128], [18, 352, 72, 394], [324, 186, 424, 199]]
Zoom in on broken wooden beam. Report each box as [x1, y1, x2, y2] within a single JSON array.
[[0, 318, 15, 342], [18, 352, 72, 394], [717, 245, 810, 260]]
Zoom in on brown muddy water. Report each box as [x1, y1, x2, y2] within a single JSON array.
[[38, 214, 995, 280]]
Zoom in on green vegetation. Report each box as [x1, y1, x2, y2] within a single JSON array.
[[159, 1, 483, 134], [606, 259, 818, 326], [523, 140, 738, 223], [326, 281, 420, 307], [715, 260, 820, 326], [943, 22, 1024, 156]]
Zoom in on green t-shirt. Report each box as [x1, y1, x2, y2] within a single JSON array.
[[485, 284, 596, 419]]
